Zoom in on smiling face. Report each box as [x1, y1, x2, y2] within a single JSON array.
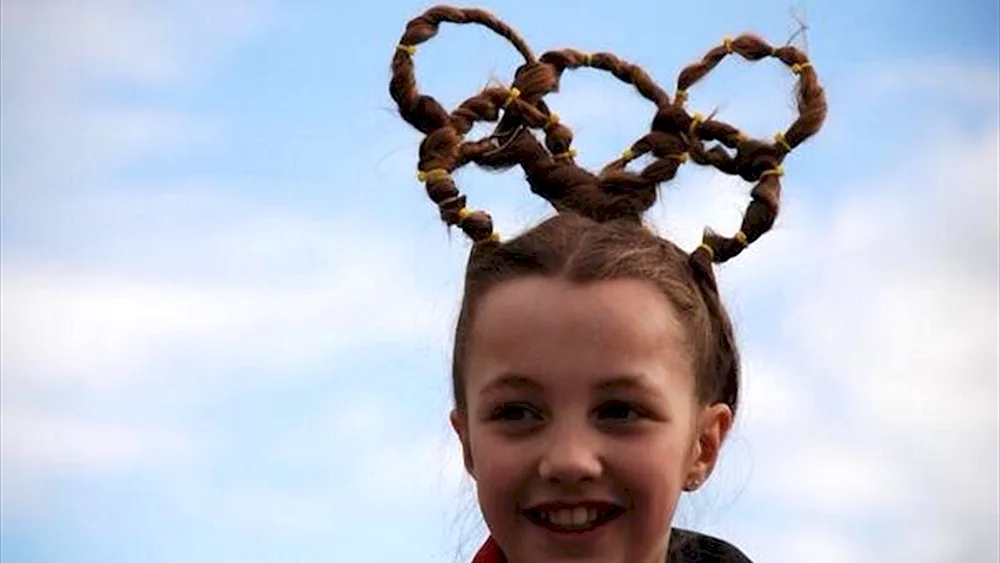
[[451, 276, 732, 563]]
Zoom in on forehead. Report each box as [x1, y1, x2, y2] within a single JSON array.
[[465, 276, 695, 398]]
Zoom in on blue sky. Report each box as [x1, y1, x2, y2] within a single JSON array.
[[2, 1, 997, 562]]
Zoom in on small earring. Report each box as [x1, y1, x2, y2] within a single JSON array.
[[685, 478, 701, 491]]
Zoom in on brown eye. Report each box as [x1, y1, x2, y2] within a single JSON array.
[[596, 400, 643, 424], [491, 403, 541, 423]]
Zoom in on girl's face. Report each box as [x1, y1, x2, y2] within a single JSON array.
[[452, 277, 731, 563]]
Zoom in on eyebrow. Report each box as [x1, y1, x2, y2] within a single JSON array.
[[478, 373, 659, 397]]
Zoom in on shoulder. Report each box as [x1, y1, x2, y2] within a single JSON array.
[[668, 528, 755, 563]]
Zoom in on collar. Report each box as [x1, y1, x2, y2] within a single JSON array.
[[471, 536, 504, 563]]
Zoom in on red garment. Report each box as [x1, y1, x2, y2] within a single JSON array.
[[471, 536, 504, 563]]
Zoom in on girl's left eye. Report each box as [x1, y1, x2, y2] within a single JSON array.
[[596, 400, 644, 423]]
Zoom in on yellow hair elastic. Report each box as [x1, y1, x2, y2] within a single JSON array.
[[487, 232, 502, 243], [417, 168, 450, 183], [545, 112, 560, 131], [553, 148, 578, 160], [675, 90, 688, 105], [688, 112, 704, 138], [457, 207, 473, 221], [668, 152, 689, 163], [722, 37, 734, 54], [621, 148, 635, 161], [503, 87, 521, 108], [697, 243, 715, 260], [774, 132, 792, 152], [397, 44, 416, 56], [733, 230, 748, 246], [791, 62, 812, 75], [582, 53, 593, 66], [760, 165, 785, 179]]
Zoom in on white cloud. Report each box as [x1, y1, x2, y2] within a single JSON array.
[[1, 0, 267, 88], [1, 404, 196, 475], [1, 212, 453, 392], [728, 119, 999, 561]]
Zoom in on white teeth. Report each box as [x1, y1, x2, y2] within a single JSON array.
[[542, 508, 602, 529]]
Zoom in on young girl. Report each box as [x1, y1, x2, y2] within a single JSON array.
[[390, 6, 827, 562]]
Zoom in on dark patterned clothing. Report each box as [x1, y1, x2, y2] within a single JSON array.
[[471, 528, 754, 562]]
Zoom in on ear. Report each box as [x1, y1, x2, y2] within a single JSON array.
[[684, 403, 734, 489], [449, 408, 476, 479]]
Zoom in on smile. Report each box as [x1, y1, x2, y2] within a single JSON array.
[[523, 505, 625, 533]]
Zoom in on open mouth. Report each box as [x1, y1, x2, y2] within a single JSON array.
[[522, 505, 626, 534]]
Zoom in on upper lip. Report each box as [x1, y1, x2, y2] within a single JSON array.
[[523, 500, 623, 512]]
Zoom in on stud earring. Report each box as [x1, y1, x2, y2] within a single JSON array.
[[685, 478, 701, 491]]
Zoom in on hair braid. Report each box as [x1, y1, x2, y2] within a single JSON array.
[[390, 6, 537, 243], [477, 48, 693, 225], [659, 34, 827, 269]]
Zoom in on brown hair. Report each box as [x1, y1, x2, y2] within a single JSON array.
[[389, 6, 827, 416]]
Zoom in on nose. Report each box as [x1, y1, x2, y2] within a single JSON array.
[[537, 424, 603, 484]]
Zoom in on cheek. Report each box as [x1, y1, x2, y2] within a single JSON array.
[[610, 434, 689, 535], [469, 428, 533, 517]]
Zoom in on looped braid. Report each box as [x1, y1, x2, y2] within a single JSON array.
[[390, 8, 827, 265], [390, 6, 537, 243], [661, 34, 827, 269], [483, 48, 694, 224]]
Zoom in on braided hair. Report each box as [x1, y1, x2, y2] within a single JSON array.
[[388, 5, 827, 418]]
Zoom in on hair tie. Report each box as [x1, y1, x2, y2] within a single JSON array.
[[553, 148, 578, 161], [760, 165, 784, 179], [731, 131, 748, 144], [545, 112, 560, 130], [722, 37, 734, 54], [733, 230, 748, 246], [503, 87, 521, 108], [487, 232, 502, 243], [582, 53, 593, 66], [774, 132, 792, 152], [675, 89, 688, 105], [621, 148, 635, 161], [397, 44, 416, 56], [417, 168, 450, 183], [668, 152, 689, 163], [688, 112, 704, 139], [457, 207, 473, 221], [791, 62, 812, 75], [697, 243, 715, 261]]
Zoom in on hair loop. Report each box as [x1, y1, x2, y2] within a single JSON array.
[[391, 9, 826, 259]]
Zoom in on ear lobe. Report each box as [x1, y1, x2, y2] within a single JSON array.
[[449, 409, 476, 478]]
